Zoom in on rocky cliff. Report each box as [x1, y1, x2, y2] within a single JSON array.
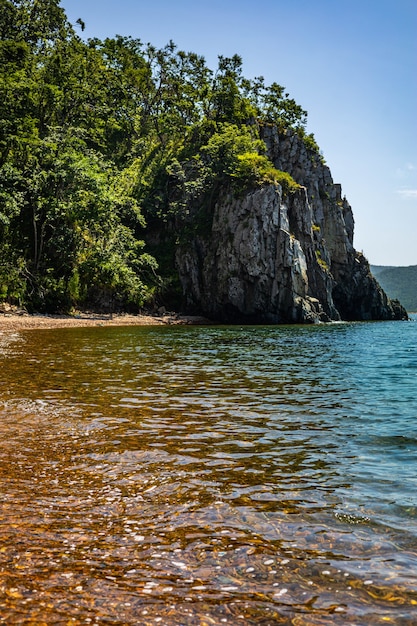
[[175, 126, 407, 323]]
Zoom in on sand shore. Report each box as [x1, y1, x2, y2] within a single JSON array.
[[0, 311, 212, 331]]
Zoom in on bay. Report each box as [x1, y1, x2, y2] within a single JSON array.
[[0, 316, 416, 624]]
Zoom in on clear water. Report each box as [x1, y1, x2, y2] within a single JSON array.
[[0, 317, 416, 624]]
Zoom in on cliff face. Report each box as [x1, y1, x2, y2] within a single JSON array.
[[175, 127, 407, 323]]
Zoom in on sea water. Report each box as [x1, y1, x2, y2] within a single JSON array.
[[0, 316, 416, 624]]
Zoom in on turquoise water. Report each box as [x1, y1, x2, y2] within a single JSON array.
[[0, 317, 416, 624]]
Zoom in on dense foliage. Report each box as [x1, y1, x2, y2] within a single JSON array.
[[0, 0, 316, 312]]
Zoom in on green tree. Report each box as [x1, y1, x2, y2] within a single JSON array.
[[0, 0, 318, 312], [208, 54, 255, 124]]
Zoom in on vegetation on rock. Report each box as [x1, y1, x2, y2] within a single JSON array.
[[0, 0, 314, 312]]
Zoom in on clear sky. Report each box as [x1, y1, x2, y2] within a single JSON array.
[[62, 0, 417, 266]]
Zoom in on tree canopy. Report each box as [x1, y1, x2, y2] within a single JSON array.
[[0, 0, 317, 312]]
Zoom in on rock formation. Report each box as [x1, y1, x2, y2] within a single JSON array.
[[175, 126, 407, 323]]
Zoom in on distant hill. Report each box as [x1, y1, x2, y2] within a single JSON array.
[[370, 265, 417, 312]]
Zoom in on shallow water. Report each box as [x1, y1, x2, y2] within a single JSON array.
[[0, 318, 416, 624]]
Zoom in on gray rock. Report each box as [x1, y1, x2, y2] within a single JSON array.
[[175, 127, 407, 323]]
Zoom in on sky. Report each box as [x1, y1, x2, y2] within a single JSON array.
[[62, 0, 417, 266]]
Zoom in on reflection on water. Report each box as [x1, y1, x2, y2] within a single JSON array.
[[0, 322, 417, 624]]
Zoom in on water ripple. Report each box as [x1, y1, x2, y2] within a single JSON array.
[[0, 319, 416, 623]]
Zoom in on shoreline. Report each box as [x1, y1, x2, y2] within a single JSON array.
[[0, 311, 212, 332], [2, 310, 413, 332]]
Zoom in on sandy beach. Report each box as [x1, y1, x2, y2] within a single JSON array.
[[0, 310, 212, 331]]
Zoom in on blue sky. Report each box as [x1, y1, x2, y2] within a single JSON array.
[[62, 0, 417, 266]]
